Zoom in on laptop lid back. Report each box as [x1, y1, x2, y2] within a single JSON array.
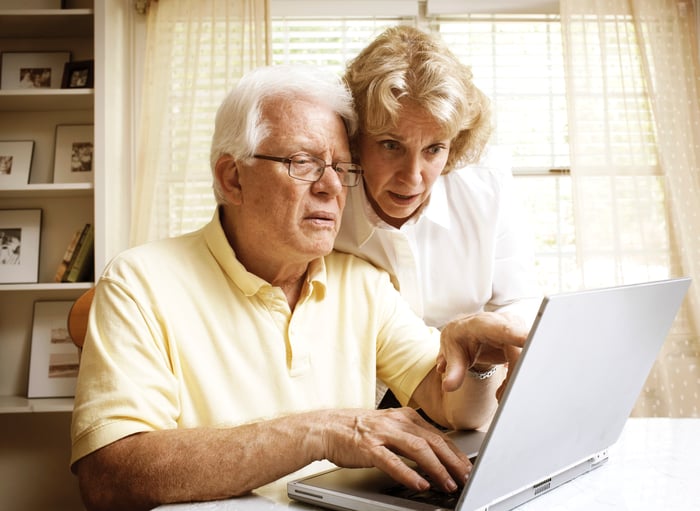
[[458, 278, 690, 510]]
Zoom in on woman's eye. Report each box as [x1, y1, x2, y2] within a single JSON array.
[[427, 145, 446, 156], [380, 140, 400, 151]]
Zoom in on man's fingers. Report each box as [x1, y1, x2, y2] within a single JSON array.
[[376, 432, 469, 493], [373, 449, 431, 491], [353, 409, 471, 493]]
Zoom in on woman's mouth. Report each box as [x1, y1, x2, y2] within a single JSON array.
[[389, 191, 419, 202]]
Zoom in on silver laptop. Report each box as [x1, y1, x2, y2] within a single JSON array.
[[288, 278, 691, 511]]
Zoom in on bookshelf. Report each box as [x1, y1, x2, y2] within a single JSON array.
[[0, 4, 94, 413], [0, 1, 132, 509]]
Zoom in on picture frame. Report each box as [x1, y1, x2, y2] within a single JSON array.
[[61, 59, 94, 89], [0, 140, 34, 188], [52, 124, 94, 184], [0, 209, 41, 284], [0, 51, 71, 90], [27, 301, 80, 398]]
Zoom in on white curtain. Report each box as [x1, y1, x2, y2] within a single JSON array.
[[131, 0, 270, 244], [561, 0, 700, 416]]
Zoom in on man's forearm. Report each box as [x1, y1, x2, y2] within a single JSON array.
[[75, 413, 324, 511]]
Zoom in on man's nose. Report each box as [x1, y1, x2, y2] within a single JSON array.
[[313, 164, 344, 194]]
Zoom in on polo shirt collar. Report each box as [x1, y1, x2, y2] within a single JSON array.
[[203, 209, 327, 299]]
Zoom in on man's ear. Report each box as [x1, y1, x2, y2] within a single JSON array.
[[215, 155, 243, 205]]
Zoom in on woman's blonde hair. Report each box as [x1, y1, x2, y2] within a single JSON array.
[[344, 25, 492, 172]]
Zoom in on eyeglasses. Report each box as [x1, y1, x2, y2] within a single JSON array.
[[253, 153, 363, 187]]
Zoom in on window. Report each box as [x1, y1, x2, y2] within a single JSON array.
[[144, 2, 681, 297], [434, 15, 572, 292], [270, 14, 575, 293], [270, 18, 400, 72]]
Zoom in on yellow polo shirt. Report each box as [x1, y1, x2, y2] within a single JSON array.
[[70, 211, 440, 467]]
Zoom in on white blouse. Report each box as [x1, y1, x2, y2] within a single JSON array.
[[335, 147, 542, 329]]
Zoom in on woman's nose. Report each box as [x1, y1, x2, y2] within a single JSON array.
[[396, 156, 422, 185]]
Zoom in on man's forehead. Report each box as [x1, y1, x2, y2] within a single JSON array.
[[258, 97, 350, 154]]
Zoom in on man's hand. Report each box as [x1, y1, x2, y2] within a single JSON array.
[[436, 312, 530, 399], [320, 407, 472, 494]]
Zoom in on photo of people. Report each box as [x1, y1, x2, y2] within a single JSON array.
[[69, 68, 89, 87], [71, 142, 93, 172], [0, 229, 21, 265], [19, 67, 52, 88], [0, 155, 13, 175]]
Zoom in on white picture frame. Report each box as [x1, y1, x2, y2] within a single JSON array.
[[28, 301, 80, 398], [52, 124, 94, 184], [0, 140, 34, 188], [0, 209, 41, 284], [0, 51, 71, 90]]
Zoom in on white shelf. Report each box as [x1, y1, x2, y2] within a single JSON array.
[[0, 89, 94, 111], [0, 395, 74, 413], [0, 182, 93, 198], [0, 281, 92, 292]]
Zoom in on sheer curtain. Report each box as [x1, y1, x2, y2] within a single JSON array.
[[561, 0, 700, 416], [131, 0, 270, 245]]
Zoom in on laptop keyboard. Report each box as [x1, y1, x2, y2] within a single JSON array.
[[380, 457, 477, 510], [382, 484, 460, 509]]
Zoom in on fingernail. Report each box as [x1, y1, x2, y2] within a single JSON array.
[[446, 478, 457, 492]]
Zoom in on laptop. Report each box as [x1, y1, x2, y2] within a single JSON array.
[[288, 278, 691, 511]]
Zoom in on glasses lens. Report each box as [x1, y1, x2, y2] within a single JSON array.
[[289, 154, 324, 182], [335, 163, 363, 187]]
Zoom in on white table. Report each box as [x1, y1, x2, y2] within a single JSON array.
[[157, 418, 700, 511]]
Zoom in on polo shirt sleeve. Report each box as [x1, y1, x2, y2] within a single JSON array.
[[372, 271, 441, 406], [70, 264, 179, 468]]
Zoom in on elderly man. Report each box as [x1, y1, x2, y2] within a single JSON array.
[[70, 65, 527, 511]]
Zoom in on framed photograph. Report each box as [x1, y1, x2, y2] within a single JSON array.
[[0, 140, 34, 188], [61, 59, 94, 89], [52, 124, 94, 184], [0, 209, 41, 284], [28, 301, 80, 398], [0, 51, 71, 90]]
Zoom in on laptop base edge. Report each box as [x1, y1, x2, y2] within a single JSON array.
[[475, 450, 609, 511]]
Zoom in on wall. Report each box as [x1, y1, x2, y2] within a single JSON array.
[[0, 413, 84, 510]]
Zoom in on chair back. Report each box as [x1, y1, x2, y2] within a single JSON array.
[[67, 287, 95, 349]]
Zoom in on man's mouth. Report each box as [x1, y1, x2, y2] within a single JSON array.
[[306, 211, 336, 223]]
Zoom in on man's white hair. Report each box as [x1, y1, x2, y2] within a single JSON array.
[[210, 65, 357, 204]]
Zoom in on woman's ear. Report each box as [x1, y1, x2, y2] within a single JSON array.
[[215, 155, 243, 205]]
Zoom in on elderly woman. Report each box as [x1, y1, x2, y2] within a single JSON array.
[[336, 25, 541, 406]]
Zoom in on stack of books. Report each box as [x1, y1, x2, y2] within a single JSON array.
[[54, 223, 94, 283]]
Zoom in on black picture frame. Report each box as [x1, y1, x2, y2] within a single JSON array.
[[61, 60, 94, 89]]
